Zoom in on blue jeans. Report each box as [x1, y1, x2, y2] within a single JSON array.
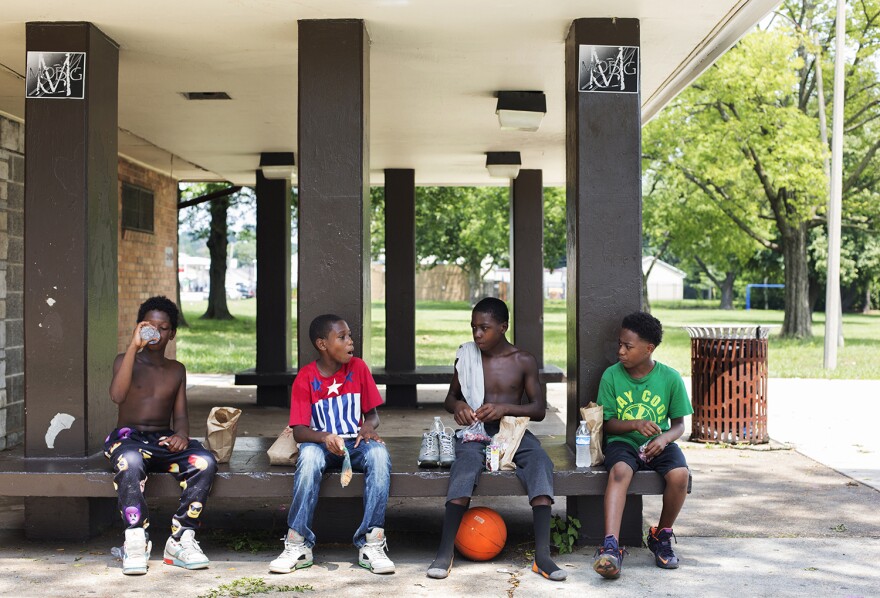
[[287, 439, 391, 548]]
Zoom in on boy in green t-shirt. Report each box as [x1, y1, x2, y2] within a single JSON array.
[[592, 311, 693, 579]]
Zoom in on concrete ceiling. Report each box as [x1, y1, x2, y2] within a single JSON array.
[[0, 1, 778, 186]]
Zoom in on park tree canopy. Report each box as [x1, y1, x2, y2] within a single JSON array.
[[643, 0, 880, 336]]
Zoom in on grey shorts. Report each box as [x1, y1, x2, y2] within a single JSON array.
[[445, 422, 554, 504]]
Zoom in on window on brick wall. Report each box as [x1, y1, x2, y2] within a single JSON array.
[[121, 183, 155, 234]]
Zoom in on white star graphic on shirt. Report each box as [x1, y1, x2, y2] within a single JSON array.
[[327, 378, 342, 397]]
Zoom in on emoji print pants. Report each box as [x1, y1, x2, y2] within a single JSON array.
[[104, 427, 217, 539]]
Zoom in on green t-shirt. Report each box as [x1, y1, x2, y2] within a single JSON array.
[[597, 361, 694, 450]]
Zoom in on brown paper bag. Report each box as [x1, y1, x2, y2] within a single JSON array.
[[493, 415, 530, 471], [267, 427, 299, 466], [203, 406, 242, 464], [579, 402, 604, 466]]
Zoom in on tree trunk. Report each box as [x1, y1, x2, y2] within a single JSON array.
[[781, 221, 812, 337], [719, 271, 736, 310], [202, 196, 233, 320], [641, 270, 651, 313], [176, 223, 189, 328], [176, 275, 189, 327], [467, 268, 482, 306], [863, 281, 873, 313]]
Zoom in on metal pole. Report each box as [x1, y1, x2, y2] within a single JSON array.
[[824, 0, 846, 370], [816, 36, 845, 348]]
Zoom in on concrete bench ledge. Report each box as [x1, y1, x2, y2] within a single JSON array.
[[0, 436, 686, 499]]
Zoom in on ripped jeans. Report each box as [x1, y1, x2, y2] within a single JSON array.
[[286, 439, 391, 548]]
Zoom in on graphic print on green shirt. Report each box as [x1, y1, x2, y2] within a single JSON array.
[[596, 361, 694, 450]]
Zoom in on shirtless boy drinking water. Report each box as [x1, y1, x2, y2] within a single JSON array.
[[105, 296, 217, 575], [426, 297, 565, 582]]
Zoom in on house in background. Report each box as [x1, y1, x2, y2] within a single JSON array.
[[642, 256, 686, 302]]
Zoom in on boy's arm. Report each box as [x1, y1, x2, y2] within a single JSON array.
[[161, 365, 190, 453], [474, 352, 546, 422], [605, 417, 662, 437], [597, 368, 661, 437], [355, 408, 383, 446], [109, 322, 152, 404], [292, 424, 345, 456], [444, 360, 477, 425], [643, 416, 685, 460]]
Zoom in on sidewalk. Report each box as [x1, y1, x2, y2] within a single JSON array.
[[0, 377, 877, 597]]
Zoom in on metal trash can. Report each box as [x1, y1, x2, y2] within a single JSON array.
[[685, 325, 771, 444]]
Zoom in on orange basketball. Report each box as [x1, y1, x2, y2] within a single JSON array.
[[454, 506, 507, 561]]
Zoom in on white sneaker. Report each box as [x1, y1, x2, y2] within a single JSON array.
[[418, 432, 440, 467], [122, 528, 151, 575], [163, 529, 209, 570], [269, 529, 314, 574], [359, 528, 395, 574], [438, 428, 456, 468]]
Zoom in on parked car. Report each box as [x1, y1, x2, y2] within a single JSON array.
[[236, 282, 255, 299]]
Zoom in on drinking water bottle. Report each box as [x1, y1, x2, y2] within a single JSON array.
[[575, 420, 591, 467], [432, 416, 445, 436]]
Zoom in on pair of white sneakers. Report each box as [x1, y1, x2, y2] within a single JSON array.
[[121, 528, 209, 575], [269, 528, 395, 575]]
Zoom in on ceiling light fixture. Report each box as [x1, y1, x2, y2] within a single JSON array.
[[259, 152, 296, 180], [485, 151, 521, 179], [495, 91, 546, 132], [180, 91, 232, 100]]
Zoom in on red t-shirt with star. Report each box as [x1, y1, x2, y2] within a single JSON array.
[[288, 357, 383, 437]]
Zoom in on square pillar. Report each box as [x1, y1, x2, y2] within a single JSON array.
[[384, 169, 417, 407], [297, 19, 371, 365], [509, 169, 545, 364], [564, 18, 642, 539], [24, 22, 119, 541], [255, 160, 292, 407], [24, 23, 119, 458]]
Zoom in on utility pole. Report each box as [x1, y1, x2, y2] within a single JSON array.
[[824, 0, 847, 370]]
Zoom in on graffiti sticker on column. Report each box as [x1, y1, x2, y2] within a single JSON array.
[[578, 45, 638, 94], [25, 52, 87, 99]]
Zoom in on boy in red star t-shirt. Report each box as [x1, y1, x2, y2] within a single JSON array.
[[269, 314, 394, 576]]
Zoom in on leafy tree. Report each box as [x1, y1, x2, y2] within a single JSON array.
[[371, 186, 510, 304], [642, 150, 770, 310], [645, 29, 827, 337], [543, 187, 567, 273], [646, 0, 880, 335], [416, 187, 509, 304], [179, 183, 256, 320]]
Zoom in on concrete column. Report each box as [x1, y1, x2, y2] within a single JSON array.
[[23, 22, 119, 540], [255, 160, 292, 407], [509, 169, 544, 364], [24, 23, 119, 459], [297, 19, 370, 365], [384, 169, 417, 407], [565, 18, 642, 545]]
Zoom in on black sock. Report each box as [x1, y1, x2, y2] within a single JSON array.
[[532, 505, 562, 574], [429, 502, 467, 570]]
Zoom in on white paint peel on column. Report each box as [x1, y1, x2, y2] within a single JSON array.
[[45, 413, 75, 448]]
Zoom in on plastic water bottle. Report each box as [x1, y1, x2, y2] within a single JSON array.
[[575, 420, 591, 467], [432, 416, 445, 436]]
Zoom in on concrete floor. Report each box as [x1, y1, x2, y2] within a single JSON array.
[[0, 378, 877, 597]]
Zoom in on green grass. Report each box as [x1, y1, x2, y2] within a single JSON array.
[[177, 299, 880, 379]]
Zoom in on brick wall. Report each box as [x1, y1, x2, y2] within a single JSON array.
[[117, 158, 178, 358], [0, 116, 24, 450], [0, 145, 179, 450]]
